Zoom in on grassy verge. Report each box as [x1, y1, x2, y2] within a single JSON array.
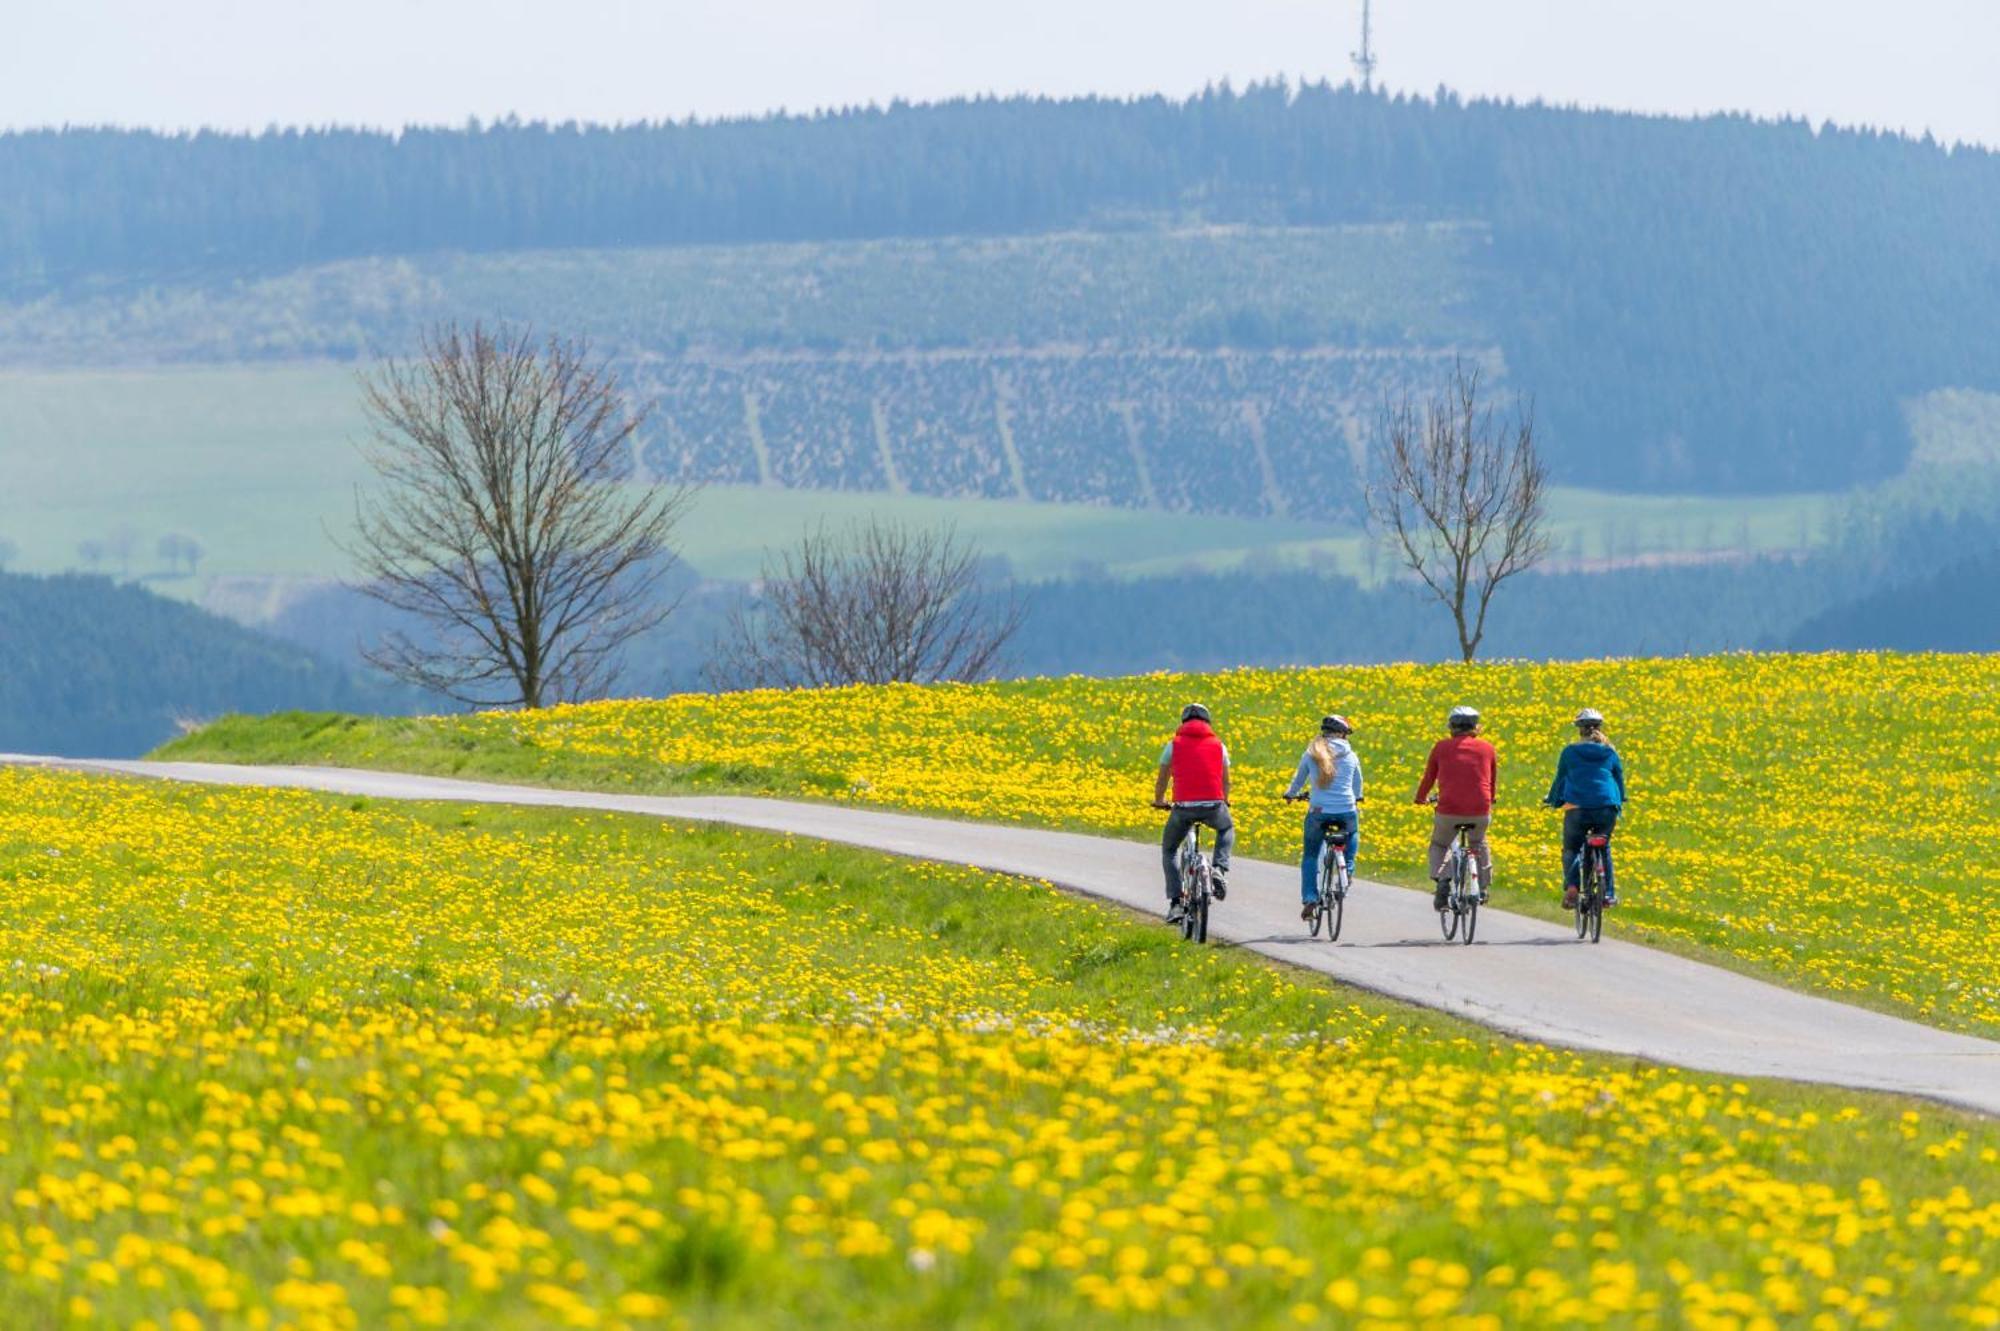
[[3, 765, 1997, 1328]]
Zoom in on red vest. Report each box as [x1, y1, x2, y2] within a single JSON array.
[[1170, 720, 1228, 803]]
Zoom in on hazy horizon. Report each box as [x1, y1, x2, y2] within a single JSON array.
[[8, 1, 1999, 149]]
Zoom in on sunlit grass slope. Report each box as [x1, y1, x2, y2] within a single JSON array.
[[167, 652, 2000, 1035], [4, 766, 2000, 1328]]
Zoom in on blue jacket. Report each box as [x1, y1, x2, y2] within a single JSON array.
[[1545, 739, 1625, 809]]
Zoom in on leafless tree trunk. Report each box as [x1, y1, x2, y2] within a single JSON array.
[[708, 519, 1022, 689], [344, 322, 692, 708], [1366, 360, 1550, 662]]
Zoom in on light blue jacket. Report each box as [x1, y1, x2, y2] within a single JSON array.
[[1285, 738, 1363, 813]]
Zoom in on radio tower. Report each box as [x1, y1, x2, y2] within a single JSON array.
[[1350, 0, 1378, 91]]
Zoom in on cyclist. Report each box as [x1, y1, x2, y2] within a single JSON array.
[[1152, 702, 1234, 921], [1283, 714, 1363, 922], [1413, 705, 1496, 910], [1544, 707, 1627, 908]]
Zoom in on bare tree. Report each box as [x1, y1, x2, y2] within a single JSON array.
[[709, 518, 1022, 689], [345, 322, 692, 707], [1366, 360, 1550, 662]]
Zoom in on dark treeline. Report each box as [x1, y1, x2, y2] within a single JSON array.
[[1008, 559, 1841, 677], [1010, 482, 2000, 675], [6, 86, 1999, 491], [36, 479, 1990, 748], [0, 573, 410, 756]]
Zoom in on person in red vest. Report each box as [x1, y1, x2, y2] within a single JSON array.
[[1151, 702, 1234, 919], [1413, 705, 1497, 911]]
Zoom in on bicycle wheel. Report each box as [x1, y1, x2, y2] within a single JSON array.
[[1328, 865, 1346, 943], [1194, 893, 1210, 944], [1582, 851, 1605, 943], [1182, 863, 1207, 942], [1440, 874, 1459, 940], [1458, 858, 1477, 945], [1310, 857, 1333, 939]]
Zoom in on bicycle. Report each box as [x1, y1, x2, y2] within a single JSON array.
[[1575, 827, 1611, 944], [1169, 824, 1213, 945], [1284, 795, 1353, 941], [1437, 820, 1481, 945]]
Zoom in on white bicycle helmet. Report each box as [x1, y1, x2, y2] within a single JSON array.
[[1448, 705, 1480, 730]]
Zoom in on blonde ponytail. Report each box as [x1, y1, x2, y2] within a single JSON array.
[[1308, 735, 1338, 785]]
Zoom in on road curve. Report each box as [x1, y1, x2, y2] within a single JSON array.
[[11, 755, 2000, 1116]]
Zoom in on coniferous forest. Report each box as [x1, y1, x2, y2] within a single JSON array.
[[5, 84, 1999, 493]]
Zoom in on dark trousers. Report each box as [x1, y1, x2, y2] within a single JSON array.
[[1162, 802, 1234, 902], [1562, 805, 1620, 891]]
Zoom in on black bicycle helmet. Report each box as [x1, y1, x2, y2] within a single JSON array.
[[1180, 703, 1211, 724], [1320, 714, 1352, 735]]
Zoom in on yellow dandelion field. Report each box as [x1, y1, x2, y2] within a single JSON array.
[[222, 651, 2000, 1034], [4, 765, 2000, 1328]]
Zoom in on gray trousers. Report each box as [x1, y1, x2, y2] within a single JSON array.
[[1161, 802, 1234, 901], [1428, 812, 1492, 885]]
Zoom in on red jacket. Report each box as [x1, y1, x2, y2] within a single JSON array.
[[1415, 734, 1497, 816], [1168, 720, 1229, 803]]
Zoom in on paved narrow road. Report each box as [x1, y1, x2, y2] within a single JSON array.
[[13, 756, 2000, 1115]]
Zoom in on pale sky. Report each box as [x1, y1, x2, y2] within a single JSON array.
[[6, 0, 1999, 148]]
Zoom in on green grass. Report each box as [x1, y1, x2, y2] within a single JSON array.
[[6, 764, 1999, 1327], [0, 364, 368, 581]]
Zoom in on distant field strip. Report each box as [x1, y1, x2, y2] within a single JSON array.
[[0, 363, 1837, 591]]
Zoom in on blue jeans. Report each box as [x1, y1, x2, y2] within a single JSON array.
[[1300, 809, 1358, 903]]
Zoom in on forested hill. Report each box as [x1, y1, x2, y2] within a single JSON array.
[[6, 85, 1999, 491], [0, 573, 408, 756]]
